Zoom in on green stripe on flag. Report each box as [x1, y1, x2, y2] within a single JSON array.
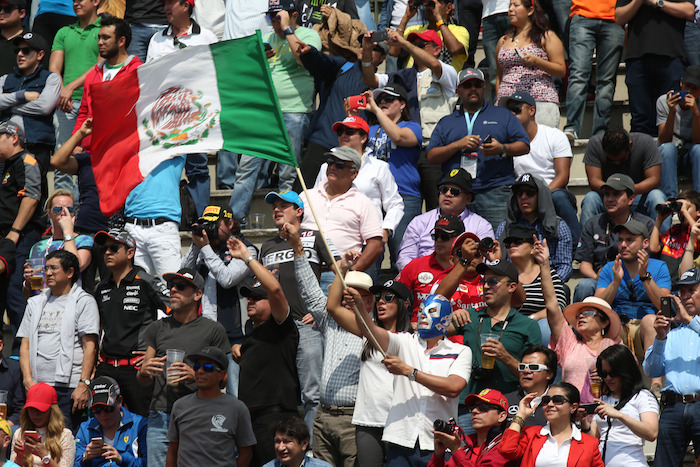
[[211, 32, 296, 167]]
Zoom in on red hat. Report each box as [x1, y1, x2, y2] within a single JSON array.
[[451, 232, 480, 256], [332, 116, 369, 134], [464, 389, 508, 412], [25, 383, 58, 412], [407, 29, 443, 49]]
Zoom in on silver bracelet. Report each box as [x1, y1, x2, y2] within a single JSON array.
[[245, 256, 254, 266]]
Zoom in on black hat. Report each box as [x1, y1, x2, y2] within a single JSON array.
[[503, 224, 537, 244], [198, 205, 232, 224], [187, 346, 228, 370], [512, 173, 538, 191], [373, 83, 408, 102], [89, 376, 120, 408], [369, 279, 410, 301], [1, 0, 26, 9], [163, 268, 205, 290], [433, 214, 466, 235], [438, 168, 472, 193], [476, 259, 519, 282], [612, 219, 649, 238], [13, 32, 48, 53], [241, 279, 268, 300], [678, 268, 700, 285]]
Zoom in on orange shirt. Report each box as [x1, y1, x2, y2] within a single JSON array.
[[570, 0, 617, 21]]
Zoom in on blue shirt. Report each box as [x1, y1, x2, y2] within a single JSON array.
[[368, 121, 422, 198], [125, 156, 185, 222], [644, 316, 700, 394], [425, 103, 530, 192], [596, 258, 672, 319]]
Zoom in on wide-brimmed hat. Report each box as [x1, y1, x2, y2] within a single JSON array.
[[562, 297, 621, 340]]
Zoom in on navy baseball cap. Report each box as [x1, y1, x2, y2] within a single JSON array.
[[499, 91, 536, 108]]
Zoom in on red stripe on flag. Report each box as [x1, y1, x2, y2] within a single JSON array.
[[90, 69, 143, 216]]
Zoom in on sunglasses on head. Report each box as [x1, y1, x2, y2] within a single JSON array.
[[431, 231, 455, 242], [598, 369, 616, 379], [518, 363, 549, 372], [15, 46, 34, 55], [193, 362, 222, 372], [168, 282, 190, 291], [541, 395, 570, 405], [51, 206, 74, 215], [459, 80, 484, 89], [439, 186, 462, 197], [470, 402, 502, 413], [504, 238, 529, 248], [337, 127, 363, 137], [326, 157, 354, 170], [374, 292, 396, 303], [92, 405, 116, 414], [377, 94, 399, 104], [105, 243, 125, 253]]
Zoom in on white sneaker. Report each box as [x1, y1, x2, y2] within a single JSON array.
[[564, 128, 577, 142]]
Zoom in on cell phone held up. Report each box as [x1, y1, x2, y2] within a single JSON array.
[[660, 296, 677, 318], [580, 402, 600, 415], [24, 430, 38, 442], [369, 30, 389, 43], [347, 94, 367, 110]]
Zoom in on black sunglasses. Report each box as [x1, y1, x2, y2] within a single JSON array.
[[439, 186, 462, 197], [507, 104, 524, 114], [626, 281, 637, 302], [459, 81, 484, 89], [541, 395, 570, 406], [377, 94, 399, 104], [193, 362, 222, 372], [470, 403, 502, 413], [374, 292, 396, 303], [168, 282, 190, 291], [92, 405, 116, 414], [337, 127, 363, 137], [598, 369, 617, 379], [480, 277, 504, 288], [431, 231, 455, 242], [51, 206, 74, 215], [0, 5, 19, 12], [515, 188, 537, 197], [504, 238, 529, 248], [15, 47, 34, 55], [173, 36, 187, 49], [105, 243, 124, 253], [326, 157, 354, 170]]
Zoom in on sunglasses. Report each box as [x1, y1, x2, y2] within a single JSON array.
[[541, 395, 570, 406], [326, 157, 354, 170], [480, 277, 504, 288], [516, 188, 537, 197], [470, 402, 502, 413], [598, 369, 617, 379], [51, 206, 74, 215], [336, 127, 363, 137], [168, 282, 190, 291], [15, 47, 34, 55], [439, 186, 462, 197], [0, 5, 19, 12], [504, 238, 529, 248], [518, 363, 549, 372], [431, 231, 455, 242], [459, 81, 484, 89], [173, 36, 187, 49], [193, 362, 222, 372], [374, 292, 396, 303], [507, 104, 523, 114], [411, 39, 436, 49], [104, 243, 125, 253], [377, 94, 399, 104], [92, 405, 116, 414], [626, 281, 637, 302]]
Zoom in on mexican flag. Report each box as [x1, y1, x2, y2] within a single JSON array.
[[89, 31, 295, 216]]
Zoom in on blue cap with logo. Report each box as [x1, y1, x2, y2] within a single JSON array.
[[265, 191, 304, 211]]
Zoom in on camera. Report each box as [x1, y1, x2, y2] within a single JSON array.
[[655, 201, 682, 215], [433, 418, 457, 434], [471, 366, 493, 381], [479, 237, 494, 252], [191, 222, 218, 238], [408, 0, 435, 8]]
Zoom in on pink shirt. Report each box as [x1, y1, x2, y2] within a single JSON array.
[[550, 323, 617, 403], [300, 182, 383, 254]]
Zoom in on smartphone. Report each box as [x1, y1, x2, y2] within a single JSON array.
[[347, 94, 367, 110], [91, 437, 104, 448], [263, 42, 272, 51], [660, 296, 677, 318], [514, 48, 524, 59], [483, 134, 492, 144], [679, 90, 689, 102], [24, 430, 38, 441], [369, 30, 389, 43], [580, 402, 600, 414]]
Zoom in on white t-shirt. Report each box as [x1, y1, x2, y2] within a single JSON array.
[[377, 61, 458, 99], [593, 389, 659, 466], [352, 347, 395, 427], [513, 123, 572, 186], [482, 0, 510, 18]]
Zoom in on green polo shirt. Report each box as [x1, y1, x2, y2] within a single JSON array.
[[455, 307, 541, 399], [51, 17, 101, 101]]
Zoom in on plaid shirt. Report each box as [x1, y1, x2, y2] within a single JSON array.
[[295, 256, 362, 406]]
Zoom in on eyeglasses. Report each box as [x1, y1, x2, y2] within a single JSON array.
[[326, 157, 354, 170], [92, 405, 116, 414], [518, 363, 549, 372], [541, 395, 570, 406], [480, 277, 504, 288], [168, 282, 190, 291], [336, 127, 363, 137], [173, 36, 187, 49], [105, 243, 124, 253], [431, 231, 455, 242], [470, 403, 502, 413], [51, 206, 74, 215], [0, 5, 19, 13], [507, 104, 523, 114], [598, 369, 617, 379], [15, 47, 34, 55], [459, 81, 484, 89], [439, 186, 462, 197], [193, 362, 222, 372], [377, 94, 399, 104], [44, 264, 61, 272], [374, 292, 396, 303], [504, 238, 528, 248]]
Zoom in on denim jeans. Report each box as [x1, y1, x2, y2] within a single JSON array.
[[626, 55, 684, 136], [185, 152, 210, 217], [471, 184, 511, 231], [124, 221, 182, 280], [319, 270, 335, 298], [552, 189, 581, 250], [573, 277, 598, 303], [481, 12, 511, 100], [55, 386, 87, 433], [147, 411, 170, 467], [655, 399, 700, 465], [547, 0, 571, 52], [216, 150, 238, 189], [355, 0, 377, 31], [580, 189, 668, 227], [128, 24, 167, 63], [54, 100, 81, 192], [230, 112, 309, 222], [660, 143, 700, 199], [685, 21, 700, 67], [389, 194, 422, 271], [226, 338, 245, 397], [386, 442, 433, 467], [296, 320, 323, 442], [564, 15, 624, 137]]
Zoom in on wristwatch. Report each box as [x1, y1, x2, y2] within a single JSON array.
[[656, 0, 664, 8], [41, 454, 51, 465], [640, 272, 652, 282], [63, 234, 75, 242], [81, 378, 91, 386], [408, 368, 418, 381], [500, 143, 508, 158], [459, 257, 471, 267], [283, 26, 295, 36]]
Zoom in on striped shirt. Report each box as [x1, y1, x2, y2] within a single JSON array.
[[519, 269, 567, 316]]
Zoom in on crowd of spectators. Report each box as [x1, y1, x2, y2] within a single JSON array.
[[0, 0, 699, 465]]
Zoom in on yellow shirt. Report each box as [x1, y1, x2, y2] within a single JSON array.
[[404, 23, 469, 72]]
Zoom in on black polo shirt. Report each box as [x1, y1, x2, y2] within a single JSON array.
[[0, 149, 46, 233]]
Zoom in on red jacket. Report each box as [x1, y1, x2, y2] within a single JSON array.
[[499, 426, 604, 467], [428, 433, 519, 467], [73, 54, 143, 151]]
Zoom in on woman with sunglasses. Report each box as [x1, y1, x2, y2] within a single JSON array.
[[578, 345, 658, 466], [10, 383, 75, 467], [500, 382, 604, 466], [327, 255, 413, 467], [494, 0, 565, 127]]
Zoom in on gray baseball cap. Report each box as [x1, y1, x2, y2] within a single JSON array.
[[613, 219, 650, 238], [601, 173, 635, 195]]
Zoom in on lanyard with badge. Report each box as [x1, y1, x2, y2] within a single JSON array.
[[461, 110, 480, 179]]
